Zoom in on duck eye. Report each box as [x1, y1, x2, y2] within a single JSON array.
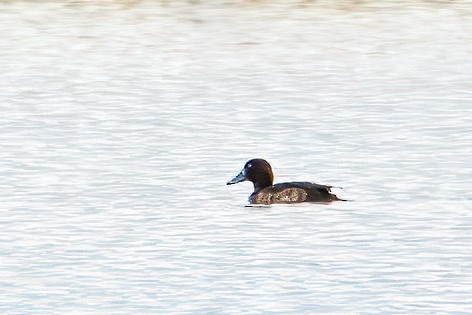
[[247, 163, 252, 168]]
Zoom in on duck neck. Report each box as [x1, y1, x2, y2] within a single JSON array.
[[253, 178, 272, 192]]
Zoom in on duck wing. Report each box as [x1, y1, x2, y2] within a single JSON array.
[[250, 182, 342, 204]]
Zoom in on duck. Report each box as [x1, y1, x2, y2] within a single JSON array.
[[227, 159, 345, 204]]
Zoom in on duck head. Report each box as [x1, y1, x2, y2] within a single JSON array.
[[227, 159, 274, 192]]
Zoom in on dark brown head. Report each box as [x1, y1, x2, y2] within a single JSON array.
[[227, 159, 274, 192]]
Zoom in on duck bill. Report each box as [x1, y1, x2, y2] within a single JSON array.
[[227, 170, 246, 185]]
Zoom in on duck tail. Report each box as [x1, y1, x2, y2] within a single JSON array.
[[332, 194, 348, 202]]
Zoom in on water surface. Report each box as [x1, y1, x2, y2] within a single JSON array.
[[1, 1, 471, 314]]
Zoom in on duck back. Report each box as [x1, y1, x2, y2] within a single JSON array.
[[250, 182, 341, 204]]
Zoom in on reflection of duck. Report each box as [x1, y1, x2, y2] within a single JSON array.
[[227, 159, 345, 204]]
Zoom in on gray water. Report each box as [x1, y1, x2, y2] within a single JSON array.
[[1, 1, 471, 314]]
